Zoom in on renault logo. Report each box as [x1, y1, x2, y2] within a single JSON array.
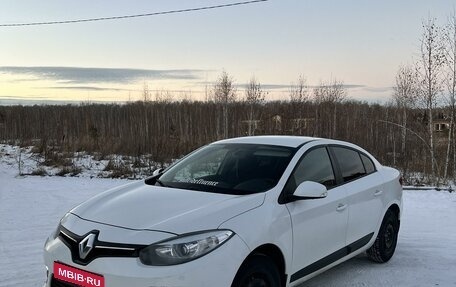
[[79, 233, 96, 260]]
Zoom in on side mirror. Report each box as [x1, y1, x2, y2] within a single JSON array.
[[152, 168, 164, 176], [145, 168, 165, 185], [292, 181, 328, 200]]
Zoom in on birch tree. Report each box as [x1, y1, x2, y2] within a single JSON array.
[[314, 78, 347, 138], [213, 71, 236, 139], [392, 65, 418, 175], [288, 76, 309, 134], [142, 82, 151, 102], [289, 75, 309, 104], [443, 12, 456, 181], [417, 17, 445, 180], [245, 77, 265, 135]]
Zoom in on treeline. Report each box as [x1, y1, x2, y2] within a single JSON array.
[[0, 100, 451, 183]]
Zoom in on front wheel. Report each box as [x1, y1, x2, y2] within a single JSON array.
[[367, 209, 399, 263], [232, 254, 281, 287]]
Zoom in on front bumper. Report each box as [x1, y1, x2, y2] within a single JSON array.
[[43, 231, 249, 287]]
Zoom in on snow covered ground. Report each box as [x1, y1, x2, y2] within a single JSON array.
[[1, 155, 456, 286], [304, 189, 456, 287], [0, 144, 161, 180], [0, 164, 127, 286]]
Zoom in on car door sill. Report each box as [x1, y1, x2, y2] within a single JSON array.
[[290, 232, 374, 283]]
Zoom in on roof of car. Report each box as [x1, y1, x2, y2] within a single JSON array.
[[212, 136, 382, 166], [213, 136, 319, 148]]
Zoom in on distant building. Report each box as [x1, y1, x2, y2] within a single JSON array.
[[433, 120, 450, 132], [292, 118, 315, 131], [431, 113, 452, 147]]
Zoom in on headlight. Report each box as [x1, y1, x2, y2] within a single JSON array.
[[139, 230, 234, 266]]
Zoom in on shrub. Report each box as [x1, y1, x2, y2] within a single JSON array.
[[31, 167, 47, 176]]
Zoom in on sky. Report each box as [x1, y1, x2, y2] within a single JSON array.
[[0, 0, 455, 105]]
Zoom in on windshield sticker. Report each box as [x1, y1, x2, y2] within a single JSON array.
[[177, 178, 219, 186]]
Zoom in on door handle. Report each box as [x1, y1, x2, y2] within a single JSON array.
[[374, 190, 383, 197], [336, 203, 347, 212]]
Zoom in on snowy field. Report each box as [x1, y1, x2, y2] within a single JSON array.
[[1, 157, 456, 286]]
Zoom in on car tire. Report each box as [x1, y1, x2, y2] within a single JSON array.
[[232, 254, 281, 287], [367, 209, 399, 263]]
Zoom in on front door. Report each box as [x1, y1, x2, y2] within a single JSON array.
[[284, 147, 348, 284]]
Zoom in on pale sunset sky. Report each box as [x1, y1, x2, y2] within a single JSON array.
[[0, 0, 454, 105]]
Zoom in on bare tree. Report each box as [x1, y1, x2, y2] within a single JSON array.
[[392, 64, 419, 174], [313, 78, 347, 138], [314, 78, 347, 104], [142, 82, 151, 102], [416, 17, 445, 180], [441, 12, 456, 181], [288, 75, 309, 135], [180, 91, 193, 103], [154, 89, 173, 103], [244, 77, 265, 135], [213, 70, 236, 138], [289, 75, 309, 104]]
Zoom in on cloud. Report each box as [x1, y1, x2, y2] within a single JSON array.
[[0, 94, 56, 100], [338, 84, 366, 89], [198, 81, 366, 90], [361, 86, 394, 93], [40, 86, 130, 92], [0, 98, 104, 106], [0, 66, 207, 84], [196, 81, 292, 89], [5, 78, 43, 83], [240, 84, 292, 90]]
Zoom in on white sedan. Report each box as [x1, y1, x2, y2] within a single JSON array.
[[43, 136, 402, 287]]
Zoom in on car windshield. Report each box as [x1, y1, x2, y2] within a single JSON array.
[[158, 143, 296, 195]]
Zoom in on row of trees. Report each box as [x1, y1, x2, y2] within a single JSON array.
[[199, 71, 348, 140], [0, 66, 453, 183], [0, 97, 450, 183], [392, 13, 456, 183]]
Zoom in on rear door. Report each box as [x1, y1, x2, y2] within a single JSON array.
[[329, 146, 384, 245]]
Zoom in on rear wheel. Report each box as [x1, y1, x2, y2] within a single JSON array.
[[367, 209, 399, 263], [232, 254, 281, 287]]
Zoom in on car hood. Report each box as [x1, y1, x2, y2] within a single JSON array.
[[70, 181, 265, 234]]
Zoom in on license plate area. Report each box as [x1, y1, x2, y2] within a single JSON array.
[[54, 262, 105, 287]]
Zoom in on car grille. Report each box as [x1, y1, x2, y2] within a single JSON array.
[[51, 277, 79, 287], [58, 225, 146, 265]]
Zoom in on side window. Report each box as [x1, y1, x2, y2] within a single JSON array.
[[331, 147, 366, 182], [291, 147, 336, 189], [360, 153, 375, 174]]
